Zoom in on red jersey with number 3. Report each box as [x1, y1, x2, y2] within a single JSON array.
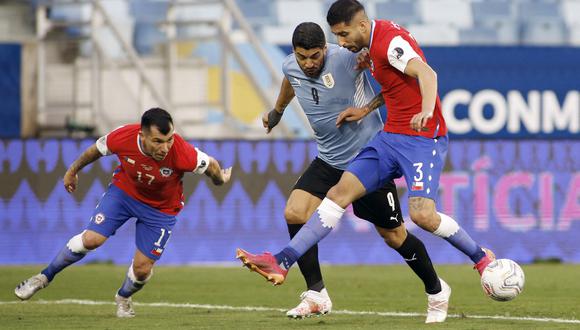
[[95, 124, 209, 215], [368, 20, 447, 138]]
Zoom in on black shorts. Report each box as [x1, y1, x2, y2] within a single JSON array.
[[293, 158, 403, 229]]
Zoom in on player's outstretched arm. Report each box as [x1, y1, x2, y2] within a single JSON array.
[[405, 58, 438, 132], [204, 157, 232, 186], [336, 93, 384, 127], [64, 144, 103, 193], [262, 77, 295, 133]]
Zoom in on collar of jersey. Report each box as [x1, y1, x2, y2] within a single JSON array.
[[136, 134, 148, 157], [369, 20, 376, 50]]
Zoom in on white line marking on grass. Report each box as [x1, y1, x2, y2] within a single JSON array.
[[2, 299, 579, 324]]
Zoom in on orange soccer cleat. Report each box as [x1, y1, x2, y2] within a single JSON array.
[[236, 248, 288, 285]]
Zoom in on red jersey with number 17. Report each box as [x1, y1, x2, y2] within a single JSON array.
[[95, 124, 210, 215], [368, 20, 447, 138]]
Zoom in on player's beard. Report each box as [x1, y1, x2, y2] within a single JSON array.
[[302, 57, 326, 78]]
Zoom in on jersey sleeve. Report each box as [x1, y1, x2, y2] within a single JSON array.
[[387, 35, 421, 73], [192, 148, 210, 174], [95, 125, 126, 156], [337, 46, 362, 77], [174, 134, 210, 174], [282, 54, 293, 78]]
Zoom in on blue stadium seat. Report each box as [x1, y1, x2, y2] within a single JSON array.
[[459, 27, 499, 45], [129, 0, 168, 23], [47, 2, 91, 38], [236, 0, 277, 27], [375, 0, 421, 26], [472, 0, 514, 25], [130, 0, 168, 55], [518, 0, 562, 24], [522, 18, 567, 45]]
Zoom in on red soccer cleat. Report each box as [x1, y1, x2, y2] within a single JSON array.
[[474, 248, 496, 275], [236, 248, 288, 285]]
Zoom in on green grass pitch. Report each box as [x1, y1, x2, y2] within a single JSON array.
[[1, 264, 579, 329]]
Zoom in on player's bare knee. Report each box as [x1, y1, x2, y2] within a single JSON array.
[[326, 185, 351, 206], [81, 231, 106, 250], [284, 206, 308, 224], [132, 262, 153, 281], [377, 226, 406, 249], [408, 198, 438, 231]]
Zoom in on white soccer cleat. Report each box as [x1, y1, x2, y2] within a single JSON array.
[[115, 294, 136, 318], [14, 274, 49, 300], [425, 278, 451, 323], [286, 288, 332, 319]]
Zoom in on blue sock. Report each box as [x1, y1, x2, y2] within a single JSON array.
[[41, 245, 87, 282], [117, 276, 145, 298], [275, 198, 344, 269], [445, 228, 485, 263], [118, 266, 149, 298], [435, 213, 485, 263]]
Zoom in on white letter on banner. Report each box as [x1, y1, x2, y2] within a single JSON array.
[[442, 89, 472, 134], [469, 89, 507, 135], [507, 90, 541, 134], [542, 90, 579, 134]]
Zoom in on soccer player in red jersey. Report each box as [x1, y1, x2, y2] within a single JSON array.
[[15, 108, 232, 317], [237, 1, 495, 323]]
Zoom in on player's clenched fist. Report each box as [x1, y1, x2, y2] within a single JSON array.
[[63, 170, 78, 193]]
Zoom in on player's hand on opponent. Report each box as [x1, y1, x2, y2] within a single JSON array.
[[262, 109, 284, 134], [355, 48, 371, 70], [410, 111, 433, 132], [336, 107, 368, 127], [63, 170, 78, 193]]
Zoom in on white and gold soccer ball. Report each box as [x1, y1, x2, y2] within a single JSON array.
[[480, 259, 525, 301]]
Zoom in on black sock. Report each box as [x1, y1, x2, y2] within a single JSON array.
[[287, 223, 325, 292], [395, 232, 441, 295]]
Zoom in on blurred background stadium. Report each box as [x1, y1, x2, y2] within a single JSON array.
[[0, 0, 579, 289]]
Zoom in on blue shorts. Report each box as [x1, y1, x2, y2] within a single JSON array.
[[347, 132, 449, 200], [87, 185, 176, 260]]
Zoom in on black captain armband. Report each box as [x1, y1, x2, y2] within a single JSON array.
[[267, 109, 284, 130]]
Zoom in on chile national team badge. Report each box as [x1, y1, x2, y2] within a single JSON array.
[[160, 167, 173, 177]]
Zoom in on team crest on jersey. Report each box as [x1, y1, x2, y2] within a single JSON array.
[[322, 73, 335, 88], [94, 213, 105, 225], [160, 167, 173, 177], [141, 164, 153, 171]]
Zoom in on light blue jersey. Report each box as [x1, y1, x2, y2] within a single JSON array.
[[283, 44, 383, 170]]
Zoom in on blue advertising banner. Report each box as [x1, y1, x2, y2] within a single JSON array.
[[280, 46, 580, 139], [0, 44, 21, 138], [429, 47, 579, 139], [0, 140, 578, 265]]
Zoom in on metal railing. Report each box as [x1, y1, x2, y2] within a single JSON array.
[[33, 0, 309, 138]]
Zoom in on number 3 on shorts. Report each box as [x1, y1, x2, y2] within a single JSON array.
[[413, 162, 423, 182]]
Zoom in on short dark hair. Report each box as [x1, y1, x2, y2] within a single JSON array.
[[292, 22, 326, 50], [141, 107, 173, 135], [326, 0, 365, 26]]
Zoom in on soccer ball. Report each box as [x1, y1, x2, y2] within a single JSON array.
[[480, 259, 525, 301]]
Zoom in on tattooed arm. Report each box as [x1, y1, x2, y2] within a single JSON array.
[[336, 93, 385, 127], [64, 145, 103, 193]]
